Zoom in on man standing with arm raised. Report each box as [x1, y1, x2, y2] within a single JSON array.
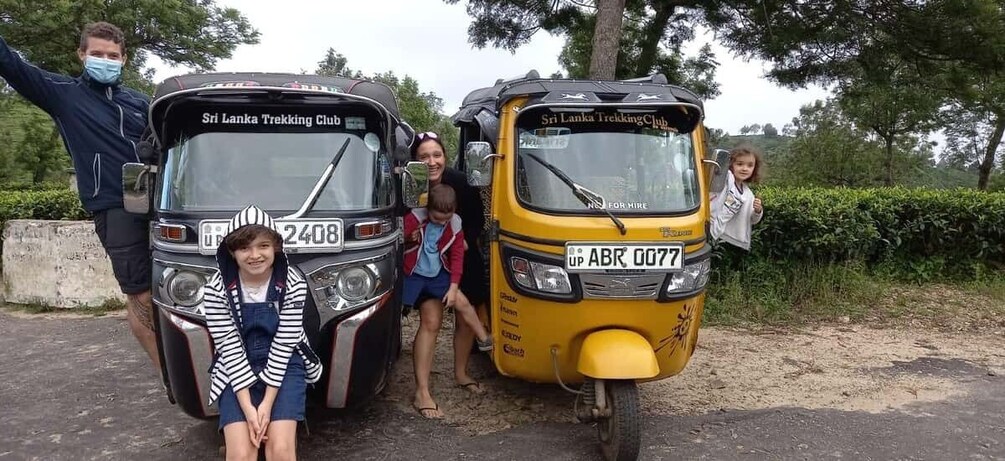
[[0, 22, 159, 371]]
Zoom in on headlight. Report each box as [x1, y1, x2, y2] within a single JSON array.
[[666, 258, 710, 294], [510, 257, 572, 294], [167, 270, 206, 307], [336, 267, 375, 302], [310, 263, 379, 311]]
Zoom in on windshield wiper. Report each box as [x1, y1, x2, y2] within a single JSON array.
[[282, 138, 352, 219], [523, 152, 626, 235]]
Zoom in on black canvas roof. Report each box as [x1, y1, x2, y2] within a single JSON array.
[[453, 74, 703, 124], [152, 72, 400, 118]]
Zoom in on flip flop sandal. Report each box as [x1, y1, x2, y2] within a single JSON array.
[[414, 403, 442, 419], [457, 381, 485, 395]]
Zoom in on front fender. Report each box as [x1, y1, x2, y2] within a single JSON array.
[[576, 329, 659, 379]]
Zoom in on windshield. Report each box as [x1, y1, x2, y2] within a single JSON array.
[[515, 107, 700, 214], [159, 131, 394, 212]]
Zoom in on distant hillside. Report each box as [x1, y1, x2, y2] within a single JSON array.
[[712, 134, 983, 189], [715, 134, 793, 160], [910, 166, 983, 189]]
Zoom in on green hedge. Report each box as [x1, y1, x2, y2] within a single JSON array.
[[0, 189, 88, 231], [722, 187, 1005, 280], [2, 187, 1003, 281]]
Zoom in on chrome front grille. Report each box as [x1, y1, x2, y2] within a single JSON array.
[[579, 273, 666, 299]]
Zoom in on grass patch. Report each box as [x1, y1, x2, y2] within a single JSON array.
[[705, 259, 885, 326], [1, 297, 126, 317], [704, 260, 1005, 332], [966, 276, 1005, 302]]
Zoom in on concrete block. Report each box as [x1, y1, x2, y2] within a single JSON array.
[[2, 220, 126, 308]]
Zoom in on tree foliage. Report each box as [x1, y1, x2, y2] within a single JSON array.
[[948, 68, 1005, 190], [314, 49, 459, 162], [0, 82, 67, 187], [0, 1, 259, 188], [0, 0, 259, 78], [779, 99, 886, 187], [760, 98, 936, 188], [446, 0, 721, 98], [372, 71, 444, 133], [16, 108, 67, 184], [444, 0, 1005, 188], [942, 101, 1003, 172], [836, 75, 941, 186], [315, 48, 363, 80], [707, 0, 1005, 189]]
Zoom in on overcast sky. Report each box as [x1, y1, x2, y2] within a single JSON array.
[[150, 0, 832, 135]]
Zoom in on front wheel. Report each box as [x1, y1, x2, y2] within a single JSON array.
[[597, 380, 641, 461]]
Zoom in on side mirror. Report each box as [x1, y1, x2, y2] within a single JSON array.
[[464, 141, 496, 187], [704, 148, 731, 196], [401, 161, 429, 208], [393, 121, 416, 163], [122, 163, 153, 215]]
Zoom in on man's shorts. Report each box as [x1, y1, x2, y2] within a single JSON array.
[[402, 269, 451, 307], [93, 208, 152, 295]]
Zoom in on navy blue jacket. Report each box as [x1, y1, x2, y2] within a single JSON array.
[[0, 36, 149, 212]]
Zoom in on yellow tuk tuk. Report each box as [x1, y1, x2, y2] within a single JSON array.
[[451, 71, 715, 460]]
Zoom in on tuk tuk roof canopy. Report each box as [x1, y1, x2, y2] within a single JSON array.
[[453, 71, 704, 123], [452, 71, 705, 139], [152, 72, 401, 119]]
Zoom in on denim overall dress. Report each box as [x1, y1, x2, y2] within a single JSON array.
[[217, 280, 306, 429]]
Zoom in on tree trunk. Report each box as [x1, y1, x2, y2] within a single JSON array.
[[32, 165, 47, 184], [634, 3, 675, 78], [589, 0, 627, 80], [977, 113, 1005, 191], [884, 135, 895, 187]]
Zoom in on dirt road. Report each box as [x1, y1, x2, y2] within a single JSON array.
[[1, 309, 1002, 460]]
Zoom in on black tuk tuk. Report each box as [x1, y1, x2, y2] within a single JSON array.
[[122, 72, 417, 419]]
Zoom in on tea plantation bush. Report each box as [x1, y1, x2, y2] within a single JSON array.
[[0, 189, 87, 259], [717, 187, 1005, 281], [0, 188, 87, 229], [2, 187, 1004, 282]]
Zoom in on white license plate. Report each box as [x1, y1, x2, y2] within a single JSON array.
[[198, 219, 344, 255], [565, 243, 684, 273]]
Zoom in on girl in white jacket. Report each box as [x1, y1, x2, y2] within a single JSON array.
[[710, 146, 764, 250]]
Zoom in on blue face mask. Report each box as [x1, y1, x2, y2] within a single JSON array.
[[84, 56, 122, 84]]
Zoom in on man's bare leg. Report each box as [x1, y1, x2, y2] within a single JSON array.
[[126, 290, 161, 370]]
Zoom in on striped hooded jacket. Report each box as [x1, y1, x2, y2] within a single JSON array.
[[203, 205, 322, 405]]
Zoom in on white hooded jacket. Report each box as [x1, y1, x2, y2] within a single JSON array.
[[709, 170, 763, 251]]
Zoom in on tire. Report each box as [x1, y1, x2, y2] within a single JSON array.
[[597, 380, 641, 461]]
